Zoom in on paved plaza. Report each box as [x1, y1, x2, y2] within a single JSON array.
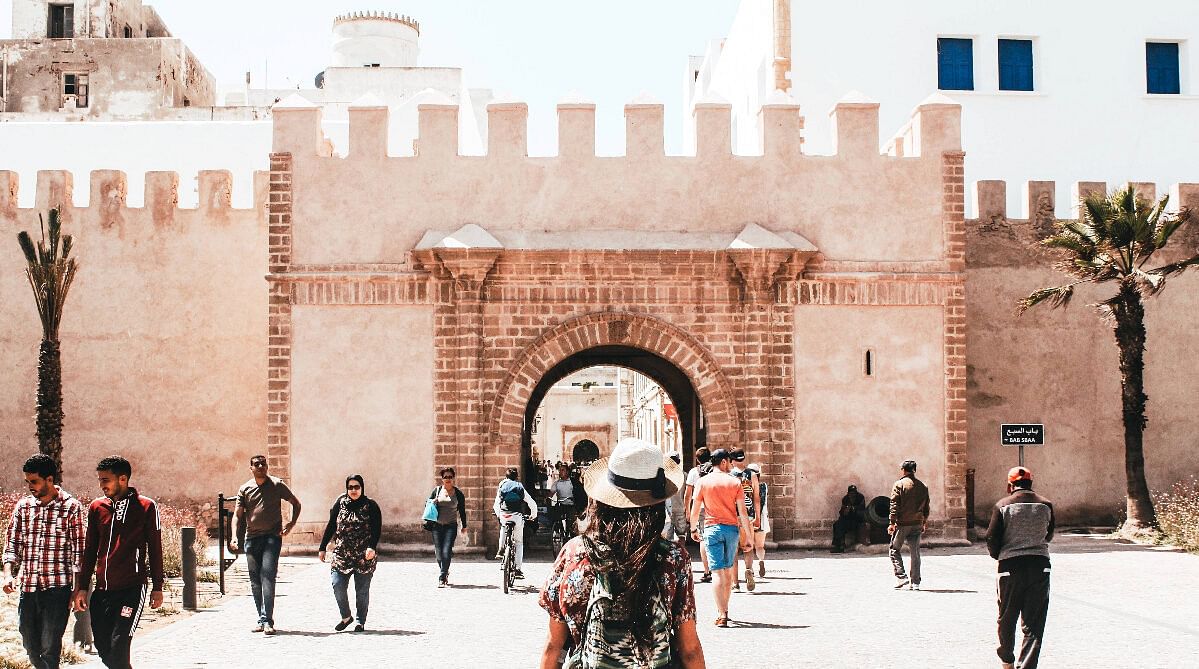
[[78, 534, 1197, 668]]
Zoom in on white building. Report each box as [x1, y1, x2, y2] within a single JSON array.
[[688, 0, 1199, 216]]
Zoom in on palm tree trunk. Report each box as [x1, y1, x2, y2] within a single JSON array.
[[36, 338, 64, 475], [1112, 283, 1157, 529]]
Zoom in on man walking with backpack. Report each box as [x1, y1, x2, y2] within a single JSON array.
[[689, 449, 753, 627], [986, 467, 1054, 669], [493, 468, 537, 579]]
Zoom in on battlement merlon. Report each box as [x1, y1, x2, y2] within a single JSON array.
[[0, 170, 262, 216], [971, 180, 1199, 222], [334, 11, 420, 35], [271, 94, 963, 162]]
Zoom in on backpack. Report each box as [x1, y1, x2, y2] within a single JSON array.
[[565, 552, 674, 669], [499, 480, 527, 514]]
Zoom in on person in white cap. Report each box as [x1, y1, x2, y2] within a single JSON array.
[[538, 438, 705, 668]]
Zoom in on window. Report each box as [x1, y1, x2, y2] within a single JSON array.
[[124, 25, 133, 38], [1146, 42, 1181, 94], [999, 39, 1034, 91], [48, 4, 74, 38], [62, 73, 88, 108], [937, 38, 974, 90]]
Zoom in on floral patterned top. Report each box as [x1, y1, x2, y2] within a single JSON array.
[[539, 536, 696, 647], [319, 496, 381, 575]]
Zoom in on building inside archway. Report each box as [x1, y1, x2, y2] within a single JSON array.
[[530, 366, 681, 466]]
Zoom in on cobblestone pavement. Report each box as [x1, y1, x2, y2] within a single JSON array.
[[79, 533, 1197, 668]]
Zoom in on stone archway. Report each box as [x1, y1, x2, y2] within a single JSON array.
[[488, 311, 741, 458]]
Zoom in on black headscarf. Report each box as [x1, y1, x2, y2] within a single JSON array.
[[344, 474, 369, 511]]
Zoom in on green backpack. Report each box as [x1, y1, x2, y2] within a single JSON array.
[[565, 550, 675, 669]]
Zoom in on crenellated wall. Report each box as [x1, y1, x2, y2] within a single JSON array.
[[0, 168, 269, 506], [966, 179, 1199, 523]]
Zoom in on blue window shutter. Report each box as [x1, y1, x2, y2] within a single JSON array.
[[938, 38, 974, 91], [1146, 42, 1180, 94], [998, 39, 1034, 91]]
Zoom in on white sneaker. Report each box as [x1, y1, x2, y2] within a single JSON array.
[[911, 582, 921, 591], [894, 577, 910, 589]]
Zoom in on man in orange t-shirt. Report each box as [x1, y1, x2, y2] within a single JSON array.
[[688, 448, 753, 627]]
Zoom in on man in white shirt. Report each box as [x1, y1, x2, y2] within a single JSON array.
[[683, 447, 713, 582], [492, 468, 538, 579]]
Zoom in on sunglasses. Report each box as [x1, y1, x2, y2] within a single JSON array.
[[347, 484, 362, 490], [251, 461, 268, 468], [441, 476, 455, 480]]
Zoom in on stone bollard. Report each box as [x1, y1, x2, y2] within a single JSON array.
[[182, 526, 197, 611]]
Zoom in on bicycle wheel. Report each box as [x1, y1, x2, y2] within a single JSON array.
[[501, 542, 511, 594], [552, 524, 564, 555]]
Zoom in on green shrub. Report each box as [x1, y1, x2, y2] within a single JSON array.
[[1154, 476, 1199, 552]]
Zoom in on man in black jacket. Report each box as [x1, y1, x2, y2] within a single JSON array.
[[985, 466, 1054, 669]]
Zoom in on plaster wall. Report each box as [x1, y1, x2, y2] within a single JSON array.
[[793, 305, 946, 524], [331, 18, 419, 68], [288, 305, 435, 538], [0, 38, 216, 115], [0, 170, 268, 504], [966, 217, 1199, 523], [281, 101, 949, 266], [702, 0, 1199, 215]]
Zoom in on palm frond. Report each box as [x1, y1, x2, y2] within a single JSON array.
[[1147, 253, 1199, 281], [1018, 283, 1084, 314], [1153, 206, 1191, 250], [17, 230, 38, 265]]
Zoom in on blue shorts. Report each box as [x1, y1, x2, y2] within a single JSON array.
[[703, 524, 740, 571]]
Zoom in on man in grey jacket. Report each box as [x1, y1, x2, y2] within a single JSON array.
[[888, 460, 930, 589], [985, 466, 1054, 669]]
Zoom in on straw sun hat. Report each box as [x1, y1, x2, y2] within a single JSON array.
[[583, 437, 684, 509]]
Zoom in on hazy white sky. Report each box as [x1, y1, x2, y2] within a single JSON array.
[[0, 0, 742, 154]]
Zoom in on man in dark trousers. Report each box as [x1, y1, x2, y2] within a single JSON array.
[[985, 467, 1054, 669], [72, 456, 163, 669], [888, 460, 930, 589], [831, 484, 866, 552]]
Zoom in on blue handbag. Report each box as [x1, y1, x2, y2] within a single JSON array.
[[422, 488, 440, 523]]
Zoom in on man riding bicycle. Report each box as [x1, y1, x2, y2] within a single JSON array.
[[492, 468, 537, 579]]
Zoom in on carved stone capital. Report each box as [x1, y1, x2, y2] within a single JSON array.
[[728, 248, 810, 303], [431, 248, 501, 301]]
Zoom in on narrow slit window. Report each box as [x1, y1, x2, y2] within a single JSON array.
[[864, 349, 874, 377]]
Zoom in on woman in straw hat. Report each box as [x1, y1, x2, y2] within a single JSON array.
[[538, 438, 706, 669]]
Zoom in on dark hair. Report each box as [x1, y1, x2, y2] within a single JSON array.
[[731, 448, 746, 462], [583, 500, 668, 662], [902, 460, 917, 474], [23, 454, 58, 481], [694, 447, 710, 464], [97, 456, 132, 478], [345, 474, 365, 493], [1011, 479, 1033, 490], [439, 467, 456, 478], [250, 454, 267, 464], [505, 467, 519, 480]]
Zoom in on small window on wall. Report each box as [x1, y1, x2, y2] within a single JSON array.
[[124, 25, 133, 38], [1146, 42, 1181, 94], [62, 73, 89, 108], [999, 39, 1035, 91], [864, 349, 875, 377], [48, 4, 74, 38], [937, 38, 974, 91]]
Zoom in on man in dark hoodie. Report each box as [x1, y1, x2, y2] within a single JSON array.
[[72, 456, 163, 669], [985, 466, 1054, 669]]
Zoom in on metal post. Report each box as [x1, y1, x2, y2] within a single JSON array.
[[217, 493, 226, 595], [1019, 444, 1025, 467], [182, 526, 197, 611]]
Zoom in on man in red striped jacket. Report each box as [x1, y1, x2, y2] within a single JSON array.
[[3, 454, 85, 669], [71, 456, 163, 669]]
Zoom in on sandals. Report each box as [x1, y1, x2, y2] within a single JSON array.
[[714, 615, 729, 627]]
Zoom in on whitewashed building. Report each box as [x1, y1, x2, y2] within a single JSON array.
[[688, 0, 1199, 215]]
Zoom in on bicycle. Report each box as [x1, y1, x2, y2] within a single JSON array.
[[550, 502, 575, 555], [499, 519, 517, 594]]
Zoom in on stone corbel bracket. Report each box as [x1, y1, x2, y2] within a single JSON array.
[[727, 223, 818, 303], [412, 224, 503, 299]]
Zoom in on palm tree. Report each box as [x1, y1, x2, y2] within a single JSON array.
[[16, 208, 79, 475], [1019, 186, 1197, 531]]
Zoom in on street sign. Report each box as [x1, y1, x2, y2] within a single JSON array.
[[1001, 424, 1044, 466], [1001, 424, 1045, 445]]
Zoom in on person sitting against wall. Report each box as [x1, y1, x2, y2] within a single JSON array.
[[831, 484, 866, 553]]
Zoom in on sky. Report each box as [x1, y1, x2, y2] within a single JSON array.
[[0, 0, 743, 155]]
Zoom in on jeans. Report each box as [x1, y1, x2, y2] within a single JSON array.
[[90, 586, 145, 669], [245, 534, 282, 625], [997, 562, 1051, 669], [331, 570, 374, 625], [889, 525, 922, 584], [431, 524, 458, 579], [18, 586, 72, 669]]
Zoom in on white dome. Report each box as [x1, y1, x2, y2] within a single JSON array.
[[331, 11, 420, 68]]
